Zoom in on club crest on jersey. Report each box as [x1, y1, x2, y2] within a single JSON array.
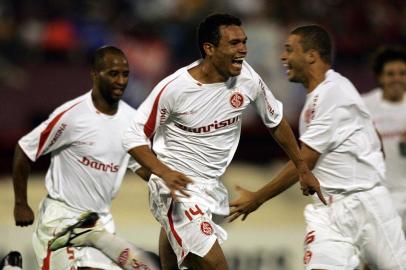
[[230, 90, 244, 109], [200, 221, 213, 236]]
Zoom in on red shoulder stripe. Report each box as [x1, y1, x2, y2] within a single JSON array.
[[143, 76, 179, 138], [36, 101, 82, 159]]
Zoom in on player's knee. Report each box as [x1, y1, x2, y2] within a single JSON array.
[[185, 254, 227, 270], [185, 244, 228, 270]]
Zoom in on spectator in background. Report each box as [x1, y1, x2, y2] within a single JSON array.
[[362, 46, 406, 233]]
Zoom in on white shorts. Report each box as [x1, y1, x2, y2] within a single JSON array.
[[33, 196, 122, 270], [303, 185, 406, 270], [388, 188, 406, 232], [148, 178, 228, 269]]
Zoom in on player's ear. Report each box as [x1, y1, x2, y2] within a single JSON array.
[[203, 42, 215, 57], [305, 49, 317, 64]]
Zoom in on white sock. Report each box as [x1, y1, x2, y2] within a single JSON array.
[[88, 230, 159, 270]]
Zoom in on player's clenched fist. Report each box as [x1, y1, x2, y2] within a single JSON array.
[[14, 203, 34, 227]]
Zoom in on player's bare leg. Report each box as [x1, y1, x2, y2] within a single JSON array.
[[159, 228, 178, 270], [183, 241, 228, 270]]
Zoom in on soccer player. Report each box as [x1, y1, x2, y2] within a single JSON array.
[[121, 13, 324, 270], [229, 25, 406, 269], [12, 46, 154, 270], [362, 46, 406, 234]]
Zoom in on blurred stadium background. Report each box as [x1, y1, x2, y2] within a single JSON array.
[[0, 0, 404, 269]]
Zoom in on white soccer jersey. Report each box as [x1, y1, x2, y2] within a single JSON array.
[[123, 60, 282, 207], [299, 70, 385, 196], [19, 91, 140, 213], [362, 88, 406, 190]]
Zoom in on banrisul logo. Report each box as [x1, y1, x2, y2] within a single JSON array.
[[78, 157, 119, 172], [175, 116, 240, 133]]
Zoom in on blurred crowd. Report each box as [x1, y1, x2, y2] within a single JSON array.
[[0, 0, 405, 173]]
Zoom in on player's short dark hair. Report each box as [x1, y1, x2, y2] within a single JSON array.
[[291, 25, 333, 64], [197, 13, 242, 58], [371, 46, 406, 76], [91, 46, 126, 71]]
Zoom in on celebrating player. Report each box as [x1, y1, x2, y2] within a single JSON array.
[[12, 46, 154, 270], [229, 25, 406, 269], [122, 13, 323, 270]]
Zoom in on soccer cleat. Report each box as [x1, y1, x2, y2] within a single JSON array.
[[0, 251, 23, 269], [49, 211, 101, 251]]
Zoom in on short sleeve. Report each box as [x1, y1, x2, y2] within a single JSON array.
[[300, 106, 355, 154], [123, 75, 178, 151], [127, 156, 142, 172], [18, 107, 75, 161], [252, 77, 283, 128]]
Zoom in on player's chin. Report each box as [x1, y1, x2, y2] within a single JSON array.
[[110, 94, 122, 102], [229, 69, 242, 77], [288, 74, 300, 83]]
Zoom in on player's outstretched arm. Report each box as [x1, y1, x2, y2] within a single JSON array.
[[12, 144, 35, 226], [269, 118, 326, 204], [229, 160, 298, 222], [135, 166, 152, 182], [229, 139, 327, 222], [128, 145, 193, 199]]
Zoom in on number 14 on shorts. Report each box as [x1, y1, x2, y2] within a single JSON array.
[[184, 204, 204, 221]]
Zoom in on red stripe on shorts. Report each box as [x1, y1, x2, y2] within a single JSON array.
[[42, 248, 52, 270], [167, 200, 183, 248], [143, 76, 179, 138]]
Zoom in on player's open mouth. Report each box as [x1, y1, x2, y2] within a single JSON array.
[[232, 57, 244, 68], [283, 63, 292, 74]]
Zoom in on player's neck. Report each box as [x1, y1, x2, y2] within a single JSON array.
[[382, 91, 404, 103], [91, 91, 118, 115], [189, 62, 229, 84], [306, 64, 330, 93]]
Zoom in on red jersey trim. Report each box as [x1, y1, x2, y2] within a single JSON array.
[[143, 76, 179, 138], [35, 101, 83, 159]]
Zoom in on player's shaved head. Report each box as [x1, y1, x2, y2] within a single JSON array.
[[91, 46, 126, 71], [291, 25, 333, 64]]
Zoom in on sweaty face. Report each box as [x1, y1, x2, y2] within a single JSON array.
[[210, 25, 247, 79], [94, 53, 129, 104], [379, 60, 406, 101], [280, 34, 308, 83]]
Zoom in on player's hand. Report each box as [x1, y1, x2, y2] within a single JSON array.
[[161, 170, 193, 200], [228, 185, 262, 222], [298, 170, 327, 205], [14, 203, 34, 227]]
